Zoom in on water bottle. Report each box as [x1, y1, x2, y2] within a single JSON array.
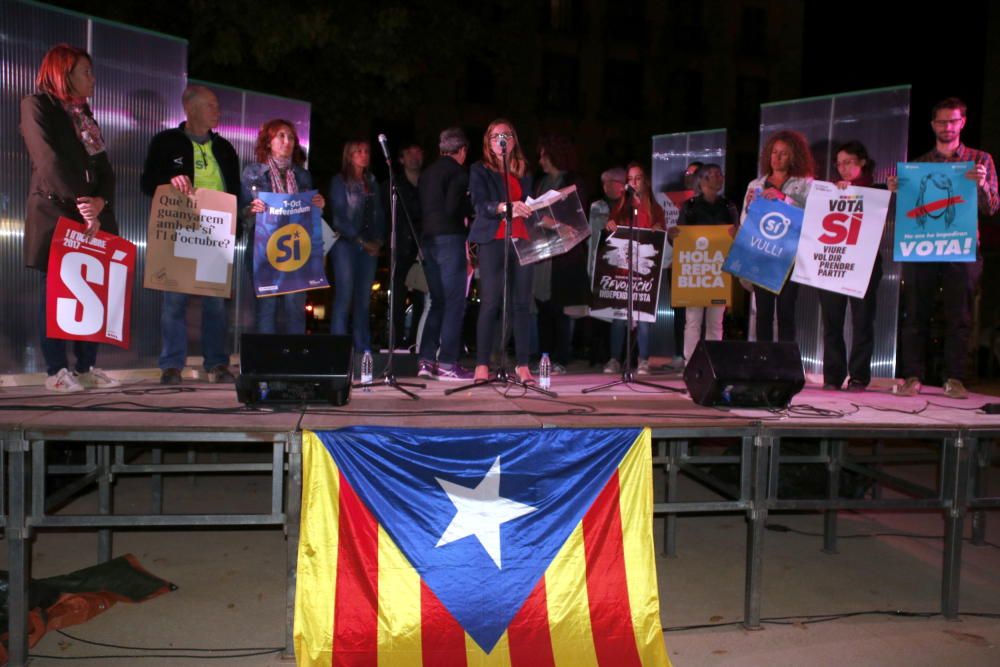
[[361, 350, 373, 390], [539, 353, 551, 390]]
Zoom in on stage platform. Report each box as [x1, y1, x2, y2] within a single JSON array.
[[1, 372, 998, 666]]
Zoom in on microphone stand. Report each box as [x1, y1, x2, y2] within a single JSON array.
[[583, 190, 680, 394], [353, 139, 424, 399], [447, 137, 556, 397]]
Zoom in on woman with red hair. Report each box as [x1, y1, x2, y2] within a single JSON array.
[[242, 119, 325, 333], [20, 43, 120, 392], [740, 130, 815, 343]]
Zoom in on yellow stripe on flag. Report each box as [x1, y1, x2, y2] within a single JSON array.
[[465, 628, 512, 667], [377, 525, 424, 667], [618, 428, 671, 667], [294, 431, 341, 667], [544, 522, 600, 667]]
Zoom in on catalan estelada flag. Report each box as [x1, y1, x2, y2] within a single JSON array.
[[294, 426, 669, 666]]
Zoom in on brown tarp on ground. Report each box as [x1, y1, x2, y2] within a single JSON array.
[[0, 553, 175, 663]]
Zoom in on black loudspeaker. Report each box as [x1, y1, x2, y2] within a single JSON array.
[[683, 340, 805, 408], [236, 334, 353, 406]]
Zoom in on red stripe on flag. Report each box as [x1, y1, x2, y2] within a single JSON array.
[[420, 580, 467, 667], [332, 473, 379, 666], [582, 471, 642, 667], [507, 576, 555, 667]]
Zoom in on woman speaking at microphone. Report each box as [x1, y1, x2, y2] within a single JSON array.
[[20, 44, 121, 392], [469, 119, 535, 383], [242, 119, 325, 334]]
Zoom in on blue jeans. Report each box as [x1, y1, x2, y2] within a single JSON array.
[[255, 293, 306, 334], [329, 239, 377, 352], [39, 274, 97, 375], [476, 239, 532, 366], [609, 319, 650, 361], [159, 292, 229, 370], [419, 234, 468, 366]]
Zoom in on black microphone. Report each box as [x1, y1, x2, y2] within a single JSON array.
[[377, 133, 391, 161], [624, 183, 636, 197], [499, 137, 508, 152]]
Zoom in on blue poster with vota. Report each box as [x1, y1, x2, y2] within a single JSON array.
[[893, 162, 977, 262], [722, 197, 803, 294], [253, 190, 329, 297]]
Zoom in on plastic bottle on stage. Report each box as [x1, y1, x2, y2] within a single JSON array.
[[539, 353, 551, 390], [361, 350, 373, 390]]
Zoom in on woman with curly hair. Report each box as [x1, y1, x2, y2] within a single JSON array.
[[740, 130, 815, 343], [242, 119, 325, 334]]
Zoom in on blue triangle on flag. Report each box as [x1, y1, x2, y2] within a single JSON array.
[[314, 426, 641, 653]]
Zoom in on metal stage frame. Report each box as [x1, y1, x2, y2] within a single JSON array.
[[1, 402, 997, 667]]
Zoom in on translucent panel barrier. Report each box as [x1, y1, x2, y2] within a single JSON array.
[[0, 0, 311, 374], [760, 86, 910, 378]]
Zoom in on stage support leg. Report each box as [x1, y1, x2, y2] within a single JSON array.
[[285, 432, 303, 660], [744, 433, 774, 630], [970, 440, 992, 546], [187, 447, 197, 486], [823, 440, 844, 555], [6, 432, 31, 667], [97, 444, 113, 562], [941, 434, 970, 619], [664, 440, 681, 557], [151, 447, 163, 514], [871, 439, 883, 499]]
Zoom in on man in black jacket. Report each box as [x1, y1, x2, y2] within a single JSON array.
[[140, 85, 240, 385], [416, 127, 473, 380]]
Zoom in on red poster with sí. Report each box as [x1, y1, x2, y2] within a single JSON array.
[[46, 217, 136, 349]]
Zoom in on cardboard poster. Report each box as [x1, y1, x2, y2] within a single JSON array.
[[722, 197, 803, 294], [143, 184, 237, 297], [253, 190, 329, 297], [791, 181, 890, 297], [893, 161, 977, 262], [671, 225, 732, 307], [46, 217, 136, 349], [590, 226, 666, 323]]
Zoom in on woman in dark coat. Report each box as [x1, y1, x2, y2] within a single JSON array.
[[20, 43, 120, 392], [468, 119, 535, 383]]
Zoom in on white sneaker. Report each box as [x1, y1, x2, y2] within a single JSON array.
[[75, 367, 121, 389], [603, 358, 621, 374], [45, 368, 85, 393], [637, 359, 651, 375]]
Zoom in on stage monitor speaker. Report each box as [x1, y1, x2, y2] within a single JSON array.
[[236, 334, 353, 406], [683, 340, 804, 408]]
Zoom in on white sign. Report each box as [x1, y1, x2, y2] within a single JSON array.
[[791, 181, 890, 298]]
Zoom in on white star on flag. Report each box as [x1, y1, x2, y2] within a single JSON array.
[[435, 457, 536, 569]]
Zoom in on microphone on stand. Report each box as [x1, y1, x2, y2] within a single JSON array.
[[377, 133, 391, 162]]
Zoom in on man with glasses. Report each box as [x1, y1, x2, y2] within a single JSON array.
[[890, 98, 998, 399]]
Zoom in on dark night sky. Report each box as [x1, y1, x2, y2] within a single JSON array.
[[39, 0, 996, 176]]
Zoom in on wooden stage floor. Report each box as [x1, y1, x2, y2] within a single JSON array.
[[1, 371, 999, 434]]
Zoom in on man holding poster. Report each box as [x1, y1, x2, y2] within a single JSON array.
[[141, 85, 240, 385], [888, 98, 999, 399]]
